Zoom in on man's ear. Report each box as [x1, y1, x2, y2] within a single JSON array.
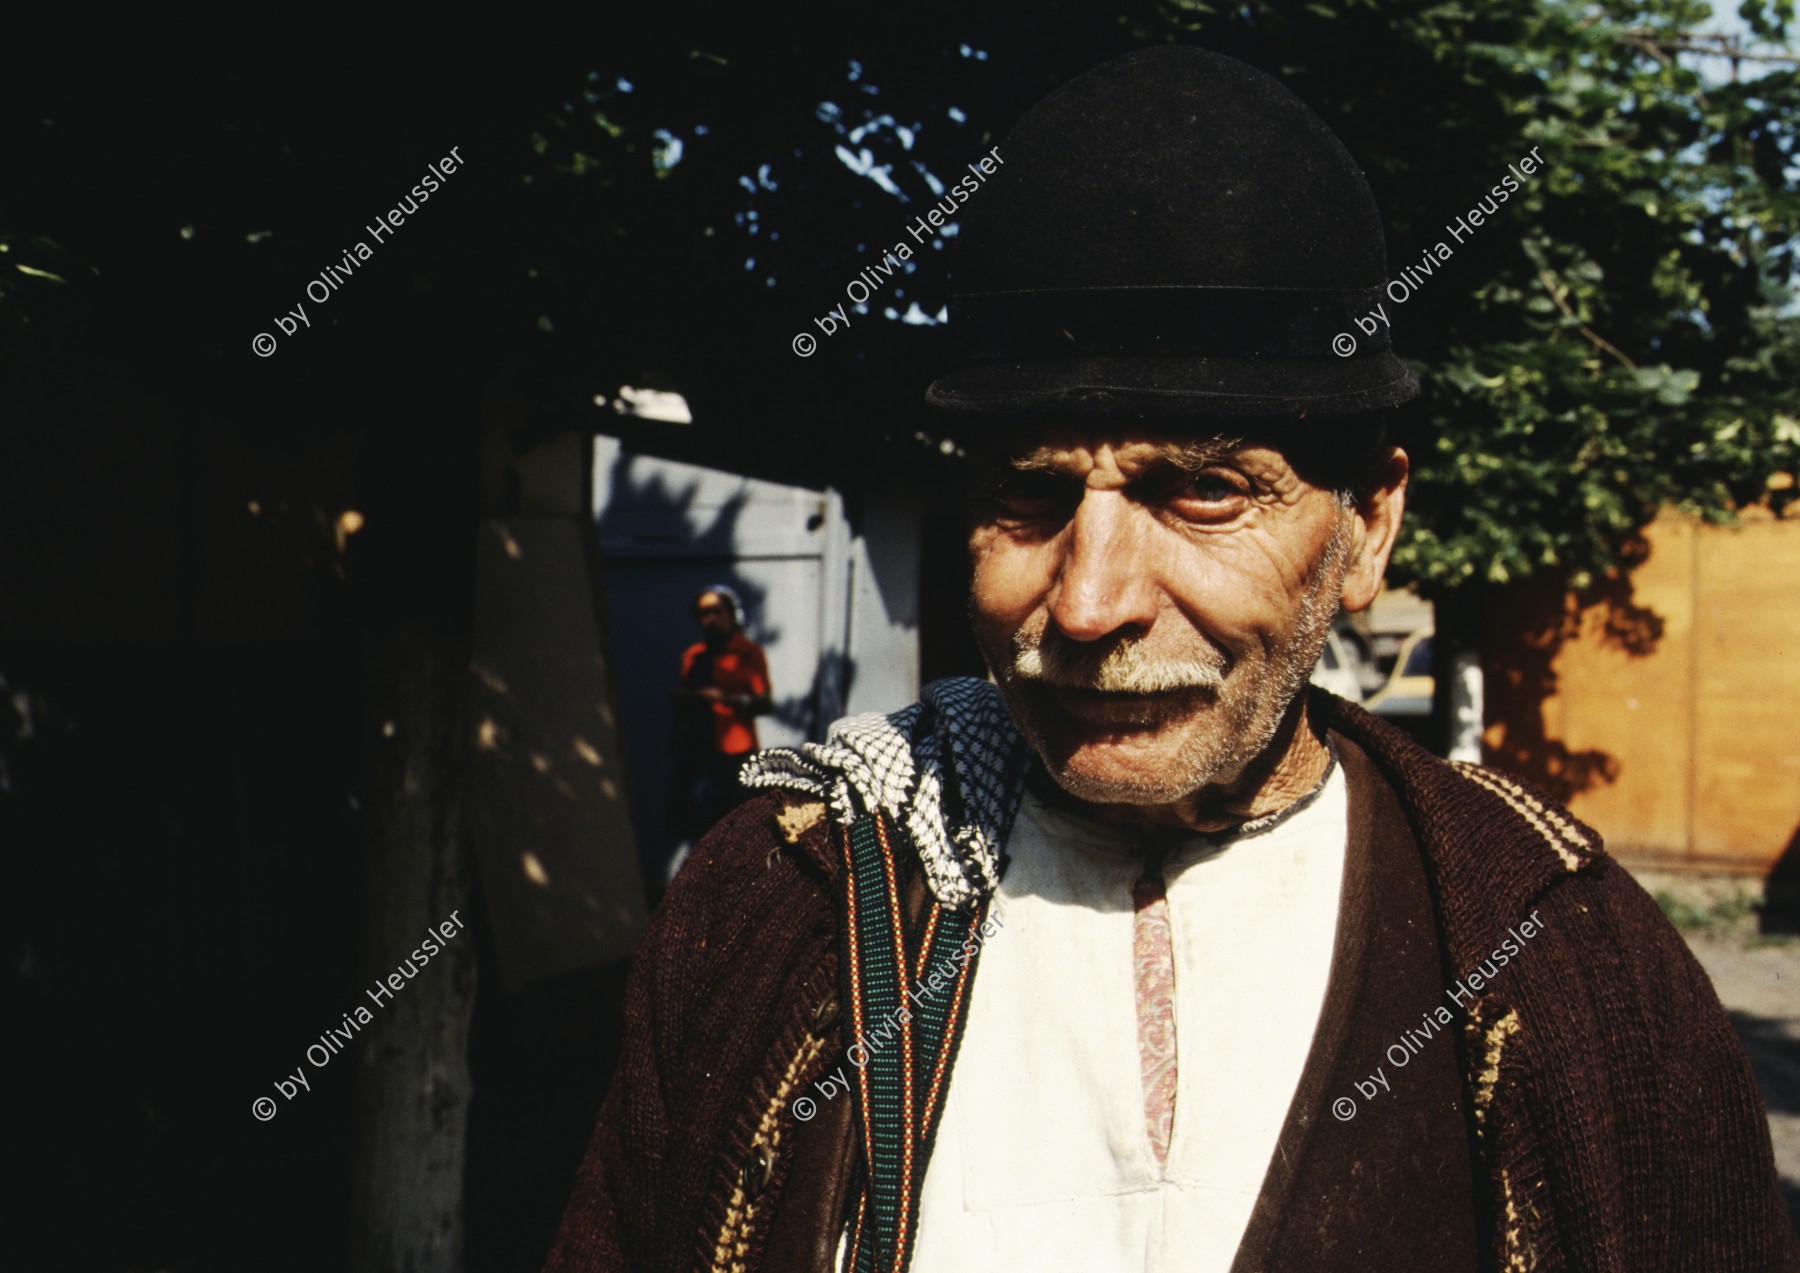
[[1339, 447, 1408, 613]]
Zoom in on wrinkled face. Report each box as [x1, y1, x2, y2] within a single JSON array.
[[695, 591, 737, 643], [968, 429, 1360, 806]]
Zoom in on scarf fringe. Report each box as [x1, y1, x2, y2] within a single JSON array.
[[740, 678, 1032, 910]]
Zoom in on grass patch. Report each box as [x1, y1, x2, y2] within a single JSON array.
[[1654, 889, 1762, 934], [1747, 931, 1799, 950]]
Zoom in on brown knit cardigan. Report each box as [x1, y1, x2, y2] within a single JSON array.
[[543, 693, 1800, 1272]]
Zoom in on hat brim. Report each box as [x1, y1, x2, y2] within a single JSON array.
[[925, 352, 1418, 421]]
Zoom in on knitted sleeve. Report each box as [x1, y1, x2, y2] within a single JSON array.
[[539, 868, 678, 1272], [1605, 873, 1800, 1269], [540, 792, 836, 1272]]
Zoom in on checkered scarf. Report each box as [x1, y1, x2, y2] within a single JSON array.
[[739, 677, 1035, 911]]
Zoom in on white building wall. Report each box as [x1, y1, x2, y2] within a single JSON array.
[[845, 492, 923, 719], [591, 436, 920, 878]]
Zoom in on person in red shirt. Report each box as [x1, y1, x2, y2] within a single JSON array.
[[665, 585, 773, 882]]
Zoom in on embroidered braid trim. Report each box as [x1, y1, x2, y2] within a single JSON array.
[[708, 1030, 832, 1273]]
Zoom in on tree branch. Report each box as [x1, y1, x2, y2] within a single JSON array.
[[1536, 269, 1640, 371], [1621, 28, 1800, 73]]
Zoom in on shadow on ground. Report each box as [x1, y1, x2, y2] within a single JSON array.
[[1723, 1000, 1800, 1234]]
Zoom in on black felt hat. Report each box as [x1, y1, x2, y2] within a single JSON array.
[[925, 44, 1417, 421]]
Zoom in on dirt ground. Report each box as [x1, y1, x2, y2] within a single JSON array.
[[1684, 931, 1800, 1232]]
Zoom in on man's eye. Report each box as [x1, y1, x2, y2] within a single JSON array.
[[1166, 471, 1252, 517], [985, 471, 1079, 516], [1184, 475, 1240, 500]]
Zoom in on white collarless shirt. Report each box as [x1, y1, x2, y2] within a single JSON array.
[[858, 762, 1347, 1272]]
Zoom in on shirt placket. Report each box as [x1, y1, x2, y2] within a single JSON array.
[[1131, 845, 1179, 1167]]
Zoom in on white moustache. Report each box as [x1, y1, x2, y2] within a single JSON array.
[[1013, 639, 1224, 694]]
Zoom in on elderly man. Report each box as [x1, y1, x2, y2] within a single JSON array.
[[545, 45, 1798, 1273]]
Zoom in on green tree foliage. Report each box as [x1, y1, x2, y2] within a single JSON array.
[[1330, 0, 1800, 596], [1146, 0, 1800, 596]]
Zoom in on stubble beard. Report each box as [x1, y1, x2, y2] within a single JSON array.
[[986, 516, 1352, 806]]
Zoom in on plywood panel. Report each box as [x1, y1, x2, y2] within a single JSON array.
[[1691, 516, 1800, 870], [1559, 515, 1696, 861], [1499, 510, 1800, 877]]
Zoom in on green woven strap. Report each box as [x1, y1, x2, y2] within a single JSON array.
[[840, 812, 985, 1273]]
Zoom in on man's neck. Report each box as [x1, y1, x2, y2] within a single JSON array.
[[1079, 695, 1332, 834]]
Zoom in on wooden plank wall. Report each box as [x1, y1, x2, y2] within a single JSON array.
[[1482, 508, 1800, 878]]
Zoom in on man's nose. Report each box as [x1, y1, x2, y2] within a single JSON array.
[[1046, 491, 1161, 642]]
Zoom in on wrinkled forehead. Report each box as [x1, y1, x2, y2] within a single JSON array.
[[965, 415, 1385, 490], [1003, 430, 1260, 473], [971, 420, 1289, 473]]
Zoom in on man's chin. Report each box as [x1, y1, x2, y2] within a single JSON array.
[[1022, 700, 1227, 806], [1040, 745, 1219, 807]]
